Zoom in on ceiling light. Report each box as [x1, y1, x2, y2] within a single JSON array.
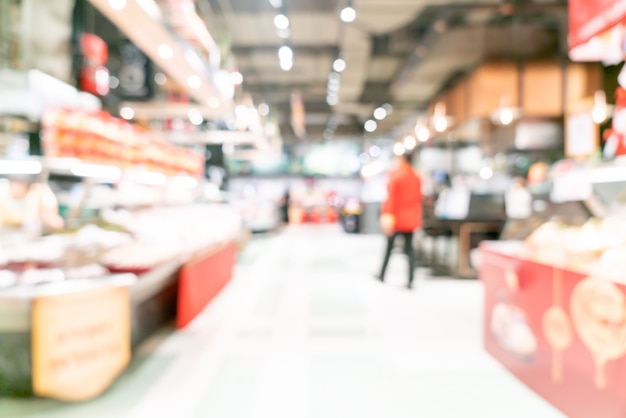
[[154, 72, 167, 86], [592, 90, 609, 124], [328, 77, 340, 92], [333, 58, 346, 73], [416, 125, 430, 142], [230, 71, 243, 85], [274, 14, 290, 30], [158, 44, 173, 59], [404, 135, 417, 150], [393, 142, 406, 156], [280, 59, 293, 71], [187, 75, 201, 89], [327, 94, 339, 106], [108, 0, 126, 10], [258, 103, 270, 116], [277, 28, 291, 39], [499, 108, 514, 126], [433, 102, 447, 132], [373, 106, 387, 120], [434, 117, 447, 133], [340, 6, 356, 23], [120, 106, 135, 120], [188, 109, 203, 126], [278, 46, 293, 62], [364, 119, 377, 133], [269, 0, 282, 8], [369, 145, 381, 157]]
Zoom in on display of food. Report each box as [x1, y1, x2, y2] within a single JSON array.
[[100, 243, 179, 274], [0, 204, 243, 287], [41, 108, 204, 177], [521, 218, 626, 277]]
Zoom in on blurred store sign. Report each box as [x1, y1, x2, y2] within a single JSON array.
[[569, 0, 626, 63], [569, 0, 626, 49], [31, 285, 131, 401]]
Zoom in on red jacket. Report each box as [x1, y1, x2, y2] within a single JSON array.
[[382, 165, 422, 232]]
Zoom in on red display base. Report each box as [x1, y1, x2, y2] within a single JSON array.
[[176, 242, 236, 329], [480, 243, 626, 418]]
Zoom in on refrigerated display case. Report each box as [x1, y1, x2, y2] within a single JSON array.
[[479, 160, 626, 418], [0, 157, 242, 400]]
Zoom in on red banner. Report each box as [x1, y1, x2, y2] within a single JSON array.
[[569, 0, 626, 49]]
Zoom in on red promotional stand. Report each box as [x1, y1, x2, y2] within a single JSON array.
[[176, 242, 237, 329], [480, 242, 626, 418]]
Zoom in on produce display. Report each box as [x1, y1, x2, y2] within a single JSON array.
[[522, 218, 626, 280], [0, 226, 131, 288], [0, 205, 242, 290], [41, 108, 204, 177]]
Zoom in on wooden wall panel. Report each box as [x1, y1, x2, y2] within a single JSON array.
[[565, 63, 602, 113], [522, 62, 563, 117], [466, 62, 519, 119]]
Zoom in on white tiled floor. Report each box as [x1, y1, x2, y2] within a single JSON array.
[[1, 225, 566, 418]]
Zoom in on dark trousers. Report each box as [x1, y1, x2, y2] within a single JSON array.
[[379, 231, 416, 286]]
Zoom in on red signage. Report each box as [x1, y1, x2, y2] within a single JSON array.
[[481, 244, 626, 418], [177, 242, 236, 329], [81, 34, 108, 65], [569, 0, 626, 49], [79, 34, 109, 96]]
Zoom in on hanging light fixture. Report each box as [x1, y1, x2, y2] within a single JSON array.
[[340, 0, 356, 23], [592, 90, 610, 124], [333, 57, 346, 73], [491, 96, 521, 126], [414, 117, 430, 142], [433, 102, 448, 133]]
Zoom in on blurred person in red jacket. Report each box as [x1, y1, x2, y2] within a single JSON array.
[[377, 152, 422, 289]]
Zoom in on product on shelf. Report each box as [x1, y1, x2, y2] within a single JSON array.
[[522, 218, 626, 277], [100, 243, 178, 274], [41, 108, 204, 177], [0, 204, 243, 287]]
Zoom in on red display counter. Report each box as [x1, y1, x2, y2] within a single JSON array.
[[176, 241, 237, 329], [480, 242, 626, 418]]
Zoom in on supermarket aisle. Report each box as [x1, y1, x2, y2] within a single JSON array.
[[1, 225, 564, 418]]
